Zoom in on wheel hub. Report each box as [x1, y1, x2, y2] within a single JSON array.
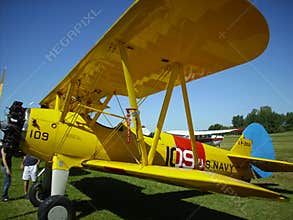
[[47, 205, 68, 220]]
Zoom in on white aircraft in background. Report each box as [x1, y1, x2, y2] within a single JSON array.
[[166, 128, 242, 146]]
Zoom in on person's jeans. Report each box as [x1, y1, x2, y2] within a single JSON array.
[[1, 166, 11, 199]]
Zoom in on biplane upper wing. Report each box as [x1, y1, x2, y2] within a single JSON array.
[[40, 0, 269, 110], [83, 160, 286, 200], [228, 154, 293, 172]]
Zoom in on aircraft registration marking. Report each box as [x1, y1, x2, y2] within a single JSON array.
[[165, 147, 205, 170], [29, 130, 49, 141], [165, 147, 234, 173]]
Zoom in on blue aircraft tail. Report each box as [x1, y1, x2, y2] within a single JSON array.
[[243, 123, 275, 178]]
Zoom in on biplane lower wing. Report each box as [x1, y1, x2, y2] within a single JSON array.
[[83, 160, 286, 200], [228, 154, 293, 172]]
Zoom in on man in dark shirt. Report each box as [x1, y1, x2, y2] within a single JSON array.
[[1, 144, 13, 202]]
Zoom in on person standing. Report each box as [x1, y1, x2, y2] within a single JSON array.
[[21, 154, 40, 197], [1, 144, 13, 202], [0, 120, 15, 203], [0, 101, 26, 202]]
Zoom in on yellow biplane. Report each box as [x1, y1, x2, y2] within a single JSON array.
[[2, 0, 293, 219]]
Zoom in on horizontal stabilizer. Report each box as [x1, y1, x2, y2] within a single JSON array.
[[83, 160, 286, 200], [228, 154, 293, 172]]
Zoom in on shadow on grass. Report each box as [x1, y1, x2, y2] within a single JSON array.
[[8, 195, 25, 201], [71, 177, 246, 220], [69, 167, 91, 176], [5, 210, 37, 220], [255, 183, 293, 195]]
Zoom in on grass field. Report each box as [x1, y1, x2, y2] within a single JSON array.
[[0, 131, 292, 220]]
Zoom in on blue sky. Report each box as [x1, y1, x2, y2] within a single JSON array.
[[0, 0, 292, 131]]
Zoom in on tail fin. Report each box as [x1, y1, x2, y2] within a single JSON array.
[[232, 123, 275, 178], [231, 134, 252, 157]]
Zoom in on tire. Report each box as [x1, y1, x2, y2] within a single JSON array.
[[38, 195, 75, 220], [29, 182, 49, 207]]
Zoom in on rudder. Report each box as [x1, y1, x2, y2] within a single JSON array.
[[231, 123, 275, 178]]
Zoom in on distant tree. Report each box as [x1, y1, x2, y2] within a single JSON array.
[[267, 112, 283, 133], [284, 112, 293, 131], [208, 123, 224, 130], [232, 115, 245, 128], [244, 108, 259, 126], [213, 106, 292, 134], [258, 106, 272, 132]]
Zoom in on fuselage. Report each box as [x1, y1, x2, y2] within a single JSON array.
[[21, 108, 253, 182]]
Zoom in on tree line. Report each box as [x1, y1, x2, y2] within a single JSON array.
[[208, 106, 293, 133]]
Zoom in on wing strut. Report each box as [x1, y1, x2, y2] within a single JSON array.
[[148, 66, 177, 165], [178, 64, 199, 169], [55, 94, 60, 111], [60, 82, 74, 122], [119, 43, 148, 166], [89, 94, 113, 127]]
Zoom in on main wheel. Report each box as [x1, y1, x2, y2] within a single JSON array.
[[38, 195, 75, 220], [29, 182, 49, 207]]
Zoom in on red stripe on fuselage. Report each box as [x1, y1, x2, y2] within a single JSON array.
[[173, 135, 206, 170]]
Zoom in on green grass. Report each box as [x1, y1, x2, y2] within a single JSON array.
[[1, 131, 293, 220]]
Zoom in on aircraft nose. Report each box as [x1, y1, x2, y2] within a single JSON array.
[[0, 101, 27, 156]]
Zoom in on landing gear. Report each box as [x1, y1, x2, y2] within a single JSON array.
[[28, 167, 52, 207], [28, 182, 49, 207], [38, 195, 75, 220], [37, 155, 77, 220]]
